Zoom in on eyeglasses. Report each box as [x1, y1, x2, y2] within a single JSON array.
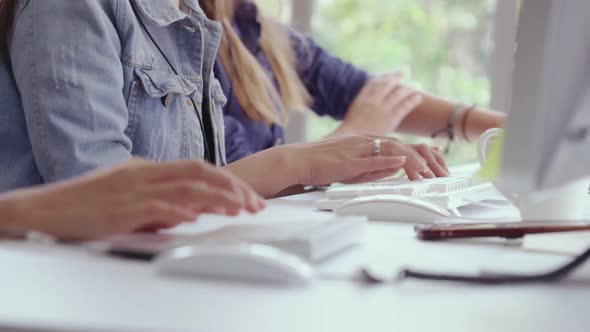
[[342, 246, 590, 285]]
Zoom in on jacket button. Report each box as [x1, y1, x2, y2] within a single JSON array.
[[182, 25, 196, 33], [162, 94, 175, 108]]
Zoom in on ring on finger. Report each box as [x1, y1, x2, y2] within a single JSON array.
[[372, 139, 382, 156]]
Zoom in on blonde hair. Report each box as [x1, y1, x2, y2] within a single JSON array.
[[200, 0, 311, 124]]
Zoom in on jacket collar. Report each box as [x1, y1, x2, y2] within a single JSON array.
[[133, 0, 195, 26]]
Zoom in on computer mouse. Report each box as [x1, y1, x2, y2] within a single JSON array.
[[155, 243, 314, 286], [335, 194, 453, 223]]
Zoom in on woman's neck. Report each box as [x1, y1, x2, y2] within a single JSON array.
[[173, 0, 181, 9]]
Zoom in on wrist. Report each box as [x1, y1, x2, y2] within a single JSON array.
[[332, 122, 361, 137], [0, 192, 30, 229], [275, 144, 307, 186], [463, 108, 506, 141], [231, 145, 306, 197]]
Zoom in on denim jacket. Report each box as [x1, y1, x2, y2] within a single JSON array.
[[0, 0, 227, 191]]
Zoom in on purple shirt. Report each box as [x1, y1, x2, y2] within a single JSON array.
[[215, 0, 370, 163]]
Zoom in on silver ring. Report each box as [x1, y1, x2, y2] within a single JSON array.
[[372, 139, 382, 156]]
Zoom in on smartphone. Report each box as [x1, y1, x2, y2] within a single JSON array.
[[415, 221, 590, 241]]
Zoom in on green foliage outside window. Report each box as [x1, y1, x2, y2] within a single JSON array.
[[258, 0, 497, 165]]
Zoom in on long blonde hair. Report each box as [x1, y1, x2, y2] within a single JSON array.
[[200, 0, 311, 124]]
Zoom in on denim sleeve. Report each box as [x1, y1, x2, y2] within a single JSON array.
[[10, 0, 132, 182], [224, 115, 254, 163], [292, 31, 370, 120]]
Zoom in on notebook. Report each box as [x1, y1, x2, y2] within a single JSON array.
[[85, 216, 366, 263]]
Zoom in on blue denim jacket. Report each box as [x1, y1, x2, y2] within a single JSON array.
[[0, 0, 227, 191]]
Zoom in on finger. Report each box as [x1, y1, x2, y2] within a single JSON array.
[[352, 156, 407, 174], [434, 152, 450, 174], [429, 146, 450, 174], [129, 200, 199, 231], [378, 139, 428, 164], [420, 169, 436, 179], [223, 173, 266, 213], [384, 87, 417, 109], [197, 167, 265, 212], [405, 169, 424, 181], [134, 221, 188, 233], [373, 73, 405, 101], [189, 164, 242, 191], [195, 206, 241, 217], [356, 137, 400, 158], [414, 145, 449, 177], [214, 166, 266, 212], [371, 139, 430, 179], [362, 71, 403, 99], [343, 168, 403, 184], [141, 182, 245, 212], [130, 160, 209, 183], [239, 184, 265, 213]]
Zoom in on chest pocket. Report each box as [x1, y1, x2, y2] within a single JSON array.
[[210, 78, 228, 165], [126, 68, 205, 161]]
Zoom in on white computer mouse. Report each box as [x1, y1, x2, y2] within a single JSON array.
[[335, 194, 453, 223], [155, 243, 314, 287]]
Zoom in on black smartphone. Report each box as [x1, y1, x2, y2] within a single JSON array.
[[415, 221, 590, 240]]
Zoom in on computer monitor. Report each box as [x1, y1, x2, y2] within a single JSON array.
[[497, 0, 590, 220]]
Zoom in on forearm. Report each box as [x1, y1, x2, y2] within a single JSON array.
[[396, 93, 506, 141], [0, 187, 43, 231], [225, 146, 300, 198], [0, 195, 23, 230]]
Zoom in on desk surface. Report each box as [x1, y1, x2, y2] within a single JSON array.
[[1, 191, 590, 332]]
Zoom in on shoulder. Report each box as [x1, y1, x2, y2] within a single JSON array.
[[16, 0, 120, 24]]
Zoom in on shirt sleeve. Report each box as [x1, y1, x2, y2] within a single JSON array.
[[291, 30, 371, 120], [223, 115, 254, 164], [10, 0, 132, 182]]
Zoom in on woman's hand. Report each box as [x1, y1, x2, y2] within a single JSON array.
[[402, 143, 450, 180], [286, 135, 449, 186], [4, 159, 265, 240], [227, 135, 449, 198], [333, 71, 424, 137]]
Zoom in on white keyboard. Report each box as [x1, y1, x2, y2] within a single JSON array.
[[316, 173, 497, 212]]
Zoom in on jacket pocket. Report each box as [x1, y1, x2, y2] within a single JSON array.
[[126, 68, 203, 137], [134, 68, 202, 99], [125, 68, 204, 160]]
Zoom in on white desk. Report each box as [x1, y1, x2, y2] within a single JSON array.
[[1, 192, 590, 332]]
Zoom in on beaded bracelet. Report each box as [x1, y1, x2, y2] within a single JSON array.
[[460, 104, 477, 143]]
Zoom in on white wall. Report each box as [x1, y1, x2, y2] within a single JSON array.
[[283, 0, 314, 143], [490, 0, 519, 113]]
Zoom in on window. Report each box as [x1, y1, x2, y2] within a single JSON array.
[[257, 0, 509, 165]]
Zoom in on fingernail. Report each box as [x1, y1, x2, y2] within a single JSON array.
[[226, 208, 241, 216], [217, 207, 228, 214]]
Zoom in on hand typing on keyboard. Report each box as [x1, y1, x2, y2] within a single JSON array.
[[320, 173, 496, 212]]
